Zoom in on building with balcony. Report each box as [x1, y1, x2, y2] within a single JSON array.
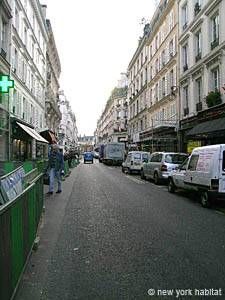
[[127, 24, 150, 150], [0, 0, 12, 161], [128, 0, 179, 152], [58, 90, 79, 153], [178, 0, 225, 152], [96, 77, 128, 145], [9, 0, 49, 161], [40, 18, 61, 144]]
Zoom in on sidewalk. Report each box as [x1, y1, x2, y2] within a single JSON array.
[[14, 166, 80, 300]]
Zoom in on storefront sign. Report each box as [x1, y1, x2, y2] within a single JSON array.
[[187, 140, 201, 154], [0, 75, 14, 93], [0, 167, 25, 203]]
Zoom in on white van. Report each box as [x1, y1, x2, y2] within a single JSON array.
[[168, 144, 225, 207], [122, 151, 150, 174]]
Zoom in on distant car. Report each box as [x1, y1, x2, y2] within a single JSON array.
[[141, 152, 188, 184], [83, 151, 94, 164], [122, 151, 150, 174]]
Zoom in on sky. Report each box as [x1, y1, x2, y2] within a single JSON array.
[[43, 0, 157, 136]]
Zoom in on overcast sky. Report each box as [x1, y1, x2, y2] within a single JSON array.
[[43, 0, 156, 136]]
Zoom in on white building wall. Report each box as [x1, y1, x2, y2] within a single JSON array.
[[9, 0, 47, 131]]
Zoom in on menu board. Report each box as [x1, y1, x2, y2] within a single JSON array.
[[0, 167, 25, 203]]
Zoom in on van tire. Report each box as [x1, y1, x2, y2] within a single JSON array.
[[140, 169, 146, 180], [168, 178, 176, 193], [154, 172, 160, 185], [128, 168, 132, 175], [200, 191, 211, 208]]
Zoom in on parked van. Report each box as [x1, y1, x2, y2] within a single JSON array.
[[168, 144, 225, 207], [122, 151, 150, 174]]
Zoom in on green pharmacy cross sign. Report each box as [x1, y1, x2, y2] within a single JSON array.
[[0, 75, 14, 93]]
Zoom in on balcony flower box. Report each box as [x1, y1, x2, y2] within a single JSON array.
[[206, 90, 222, 108]]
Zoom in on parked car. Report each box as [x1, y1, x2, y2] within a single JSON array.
[[122, 151, 150, 174], [141, 152, 188, 184], [83, 151, 94, 164], [168, 144, 225, 207]]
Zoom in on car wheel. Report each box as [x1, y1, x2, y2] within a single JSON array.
[[200, 191, 211, 208], [128, 168, 132, 175], [168, 178, 176, 193], [91, 160, 93, 164], [140, 169, 146, 180], [154, 172, 160, 185], [122, 167, 125, 173]]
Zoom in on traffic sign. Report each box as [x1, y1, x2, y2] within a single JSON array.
[[0, 75, 14, 93]]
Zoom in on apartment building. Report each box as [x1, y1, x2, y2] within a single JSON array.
[[96, 81, 128, 145], [58, 90, 79, 153], [127, 0, 179, 152], [178, 0, 225, 152], [10, 0, 49, 160], [40, 17, 62, 144], [0, 0, 12, 161], [127, 24, 149, 149]]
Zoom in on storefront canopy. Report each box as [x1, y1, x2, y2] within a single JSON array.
[[16, 122, 49, 144], [39, 130, 57, 144], [187, 117, 225, 136]]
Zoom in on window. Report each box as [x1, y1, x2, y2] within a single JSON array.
[[196, 77, 202, 103], [187, 154, 199, 171], [155, 35, 158, 50], [15, 8, 19, 30], [24, 26, 27, 46], [183, 86, 189, 116], [211, 67, 219, 91], [155, 59, 159, 73], [223, 151, 225, 171], [155, 83, 159, 101], [170, 69, 174, 88], [182, 44, 188, 71], [169, 39, 174, 57], [182, 3, 188, 30], [161, 50, 166, 66], [1, 19, 7, 51], [162, 77, 166, 97], [211, 14, 219, 45], [195, 30, 201, 59]]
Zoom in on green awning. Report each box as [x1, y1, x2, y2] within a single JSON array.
[[187, 117, 225, 136]]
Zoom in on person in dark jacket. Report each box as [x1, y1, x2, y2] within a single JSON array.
[[47, 144, 64, 195]]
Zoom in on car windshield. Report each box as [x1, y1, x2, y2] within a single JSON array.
[[165, 154, 188, 164], [134, 153, 141, 159]]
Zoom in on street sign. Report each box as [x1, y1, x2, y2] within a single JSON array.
[[0, 75, 14, 93]]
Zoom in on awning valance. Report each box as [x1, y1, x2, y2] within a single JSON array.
[[187, 117, 225, 137], [16, 122, 49, 144]]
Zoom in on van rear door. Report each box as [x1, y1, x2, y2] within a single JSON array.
[[219, 147, 225, 193]]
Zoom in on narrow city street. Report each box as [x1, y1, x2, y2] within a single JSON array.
[[16, 161, 225, 300]]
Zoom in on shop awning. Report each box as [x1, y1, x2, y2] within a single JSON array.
[[16, 122, 49, 143], [39, 130, 57, 144], [187, 117, 225, 136]]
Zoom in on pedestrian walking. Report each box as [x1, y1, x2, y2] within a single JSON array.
[[47, 144, 64, 195]]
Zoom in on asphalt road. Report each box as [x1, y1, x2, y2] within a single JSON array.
[[16, 161, 225, 300]]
